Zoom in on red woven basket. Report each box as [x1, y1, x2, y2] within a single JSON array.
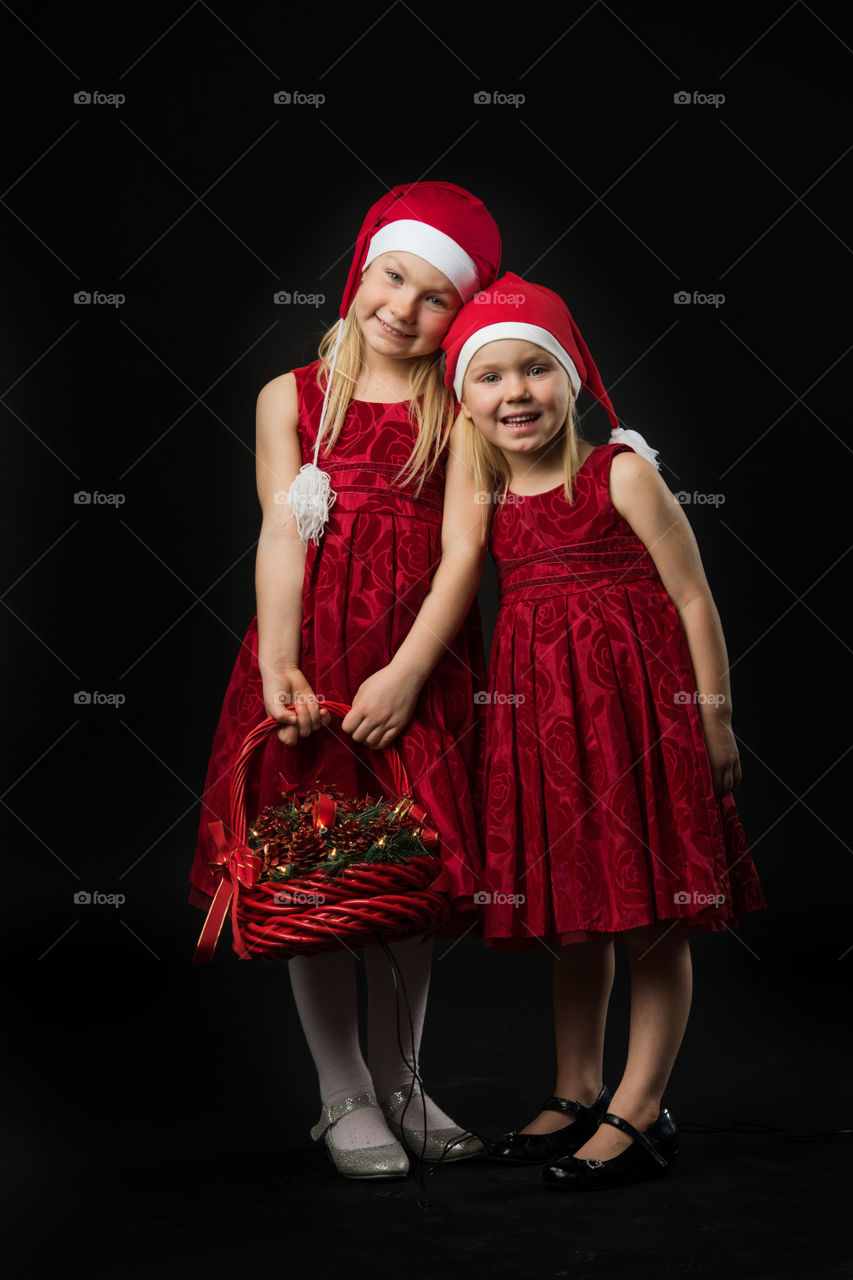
[[192, 701, 450, 964]]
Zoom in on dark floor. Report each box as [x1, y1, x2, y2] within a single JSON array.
[[7, 932, 851, 1278]]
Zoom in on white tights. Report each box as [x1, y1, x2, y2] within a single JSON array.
[[288, 935, 457, 1149]]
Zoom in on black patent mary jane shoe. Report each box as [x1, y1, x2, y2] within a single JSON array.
[[542, 1108, 679, 1191], [488, 1086, 612, 1165]]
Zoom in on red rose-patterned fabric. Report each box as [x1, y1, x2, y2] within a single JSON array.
[[188, 362, 486, 934], [477, 442, 767, 949]]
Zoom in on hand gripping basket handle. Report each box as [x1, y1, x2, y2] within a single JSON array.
[[192, 701, 419, 964], [226, 700, 413, 847]]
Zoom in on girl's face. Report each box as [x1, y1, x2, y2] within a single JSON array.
[[460, 339, 571, 462], [354, 251, 462, 360]]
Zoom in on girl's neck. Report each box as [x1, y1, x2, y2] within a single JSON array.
[[504, 438, 564, 492], [354, 347, 418, 403], [505, 440, 596, 495]]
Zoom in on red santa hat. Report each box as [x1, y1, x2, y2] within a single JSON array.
[[339, 181, 502, 316], [442, 272, 660, 467], [288, 183, 502, 547]]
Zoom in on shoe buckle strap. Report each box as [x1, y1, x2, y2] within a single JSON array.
[[380, 1083, 424, 1117], [541, 1096, 581, 1116], [600, 1111, 669, 1168], [309, 1091, 378, 1142]]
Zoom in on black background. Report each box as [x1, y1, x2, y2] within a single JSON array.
[[3, 1, 851, 1273]]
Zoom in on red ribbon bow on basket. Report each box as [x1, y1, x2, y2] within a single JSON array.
[[192, 701, 445, 964]]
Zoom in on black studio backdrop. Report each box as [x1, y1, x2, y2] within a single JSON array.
[[3, 0, 852, 1209]]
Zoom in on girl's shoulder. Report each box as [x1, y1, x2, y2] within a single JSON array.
[[257, 362, 324, 423], [587, 440, 636, 470], [588, 440, 660, 496]]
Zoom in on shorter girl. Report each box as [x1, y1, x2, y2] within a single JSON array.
[[441, 274, 766, 1192]]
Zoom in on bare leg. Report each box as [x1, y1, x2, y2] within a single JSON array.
[[572, 919, 692, 1160], [520, 934, 615, 1135]]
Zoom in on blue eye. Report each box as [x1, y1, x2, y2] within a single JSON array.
[[481, 373, 499, 383], [427, 296, 447, 307], [529, 365, 548, 375], [386, 270, 402, 283]]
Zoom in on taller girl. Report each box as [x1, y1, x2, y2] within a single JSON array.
[[189, 184, 501, 1178]]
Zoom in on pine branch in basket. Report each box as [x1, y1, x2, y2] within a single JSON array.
[[246, 784, 438, 882]]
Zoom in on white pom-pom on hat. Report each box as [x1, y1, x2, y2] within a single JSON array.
[[609, 427, 661, 471]]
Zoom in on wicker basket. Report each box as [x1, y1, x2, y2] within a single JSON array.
[[192, 701, 450, 963]]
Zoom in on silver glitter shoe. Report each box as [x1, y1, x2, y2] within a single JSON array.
[[379, 1084, 485, 1163], [309, 1091, 409, 1180]]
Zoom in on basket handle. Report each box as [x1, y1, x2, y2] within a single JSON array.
[[227, 700, 413, 845]]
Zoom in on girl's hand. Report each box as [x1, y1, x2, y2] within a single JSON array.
[[341, 663, 422, 750], [262, 667, 330, 746], [701, 715, 742, 799]]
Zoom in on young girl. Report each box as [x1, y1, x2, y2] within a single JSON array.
[[189, 183, 501, 1178], [441, 272, 767, 1192]]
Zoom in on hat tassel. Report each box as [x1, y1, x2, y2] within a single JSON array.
[[285, 323, 342, 546], [609, 426, 661, 471]]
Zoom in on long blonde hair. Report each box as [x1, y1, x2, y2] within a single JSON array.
[[458, 382, 585, 541], [313, 309, 456, 493]]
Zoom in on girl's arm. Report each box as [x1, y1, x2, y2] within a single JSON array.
[[255, 373, 330, 745], [608, 450, 741, 799], [341, 416, 488, 750]]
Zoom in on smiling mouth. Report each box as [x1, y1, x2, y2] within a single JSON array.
[[501, 412, 541, 427], [376, 315, 415, 340]]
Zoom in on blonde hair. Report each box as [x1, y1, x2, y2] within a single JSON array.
[[458, 381, 585, 542], [313, 308, 456, 493]]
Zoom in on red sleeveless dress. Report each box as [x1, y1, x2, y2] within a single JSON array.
[[188, 362, 486, 934], [477, 442, 767, 948]]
